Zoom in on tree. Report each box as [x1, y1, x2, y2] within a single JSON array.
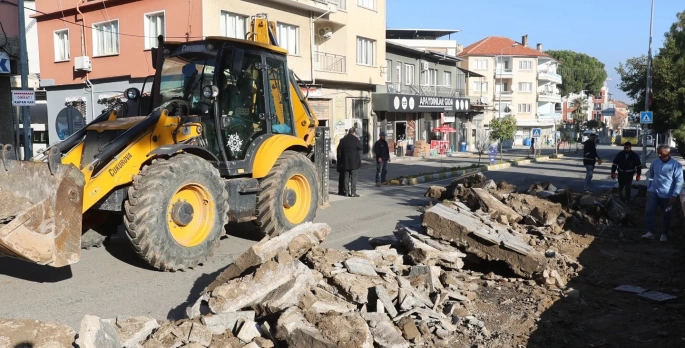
[[474, 128, 490, 165], [615, 10, 685, 142], [489, 114, 517, 162], [571, 97, 588, 142], [545, 50, 609, 96], [560, 125, 574, 152], [585, 120, 600, 129], [611, 113, 628, 130]]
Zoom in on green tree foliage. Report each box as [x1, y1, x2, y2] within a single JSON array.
[[489, 114, 517, 161], [545, 50, 609, 96], [571, 97, 588, 141], [616, 10, 685, 143], [586, 120, 600, 129]]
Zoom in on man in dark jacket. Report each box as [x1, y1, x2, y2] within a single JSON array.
[[583, 133, 602, 192], [373, 131, 391, 186], [611, 142, 642, 202], [339, 128, 363, 197]]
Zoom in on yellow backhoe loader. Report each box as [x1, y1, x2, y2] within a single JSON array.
[[0, 14, 331, 271]]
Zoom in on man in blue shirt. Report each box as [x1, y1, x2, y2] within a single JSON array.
[[373, 131, 391, 187], [642, 145, 684, 242]]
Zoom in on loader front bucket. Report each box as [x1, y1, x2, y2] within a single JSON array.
[[0, 145, 85, 267]]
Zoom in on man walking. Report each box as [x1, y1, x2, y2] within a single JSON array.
[[611, 142, 642, 202], [339, 128, 362, 197], [642, 145, 683, 242], [373, 131, 391, 187], [583, 133, 602, 192]]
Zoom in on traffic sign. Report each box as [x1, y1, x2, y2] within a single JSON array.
[[531, 128, 542, 138], [11, 90, 35, 106], [640, 111, 653, 124], [0, 52, 9, 74]]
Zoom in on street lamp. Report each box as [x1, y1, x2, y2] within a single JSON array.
[[497, 43, 519, 119]]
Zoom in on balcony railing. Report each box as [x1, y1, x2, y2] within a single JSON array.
[[385, 83, 465, 97], [496, 91, 513, 99], [494, 68, 513, 76], [314, 52, 346, 73], [538, 68, 562, 82], [538, 91, 561, 102]]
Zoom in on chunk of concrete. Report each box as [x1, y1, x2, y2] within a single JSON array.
[[187, 323, 213, 347], [201, 311, 256, 335], [370, 320, 410, 348], [201, 222, 331, 297], [236, 320, 262, 343], [301, 287, 357, 314], [605, 195, 629, 223], [637, 291, 678, 303], [311, 312, 374, 348], [344, 257, 378, 277], [114, 316, 159, 348], [256, 262, 316, 316], [275, 308, 336, 348], [424, 185, 447, 199], [73, 316, 121, 348], [394, 227, 464, 269], [374, 285, 398, 318], [472, 188, 523, 223], [330, 272, 390, 304], [423, 204, 546, 278], [209, 260, 301, 314]]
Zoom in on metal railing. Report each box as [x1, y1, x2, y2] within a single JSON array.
[[313, 0, 345, 9], [495, 68, 513, 75], [385, 83, 465, 97], [314, 52, 346, 73]]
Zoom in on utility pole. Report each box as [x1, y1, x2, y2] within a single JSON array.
[[642, 0, 654, 165], [17, 0, 32, 160]]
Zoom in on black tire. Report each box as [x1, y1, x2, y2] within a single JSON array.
[[81, 212, 122, 249], [123, 154, 229, 271], [255, 150, 319, 237]]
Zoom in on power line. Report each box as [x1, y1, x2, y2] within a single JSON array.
[[2, 1, 202, 40]]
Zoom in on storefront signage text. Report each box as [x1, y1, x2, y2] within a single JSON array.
[[419, 97, 453, 108]]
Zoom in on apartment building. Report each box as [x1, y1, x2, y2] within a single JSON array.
[[34, 0, 386, 151], [458, 35, 563, 146], [372, 38, 471, 154]]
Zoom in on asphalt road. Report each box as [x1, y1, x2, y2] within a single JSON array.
[[0, 145, 653, 329]]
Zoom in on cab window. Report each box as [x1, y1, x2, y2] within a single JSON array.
[[265, 57, 294, 135]]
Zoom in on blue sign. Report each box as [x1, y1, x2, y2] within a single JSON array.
[[0, 52, 9, 74], [640, 111, 653, 124], [531, 128, 542, 138], [488, 145, 497, 164]]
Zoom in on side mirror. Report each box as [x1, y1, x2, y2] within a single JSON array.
[[221, 115, 231, 130]]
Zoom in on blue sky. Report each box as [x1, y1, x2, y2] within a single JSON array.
[[387, 0, 683, 103]]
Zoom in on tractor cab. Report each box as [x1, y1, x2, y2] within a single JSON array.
[[127, 37, 316, 166]]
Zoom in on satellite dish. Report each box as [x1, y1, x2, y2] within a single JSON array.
[[480, 96, 488, 104]]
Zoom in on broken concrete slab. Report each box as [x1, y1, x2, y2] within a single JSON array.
[[257, 262, 317, 316], [236, 320, 262, 343], [301, 287, 357, 314], [114, 316, 159, 348], [306, 312, 374, 348], [637, 291, 677, 303], [187, 323, 213, 347], [424, 186, 446, 199], [209, 260, 300, 314], [374, 285, 398, 318], [201, 222, 331, 297], [74, 316, 120, 348], [370, 319, 410, 348], [200, 311, 255, 336], [472, 188, 523, 223], [276, 307, 337, 348], [422, 204, 546, 278], [394, 227, 464, 270], [344, 257, 379, 277], [614, 285, 648, 294], [330, 272, 391, 304], [604, 196, 629, 223]]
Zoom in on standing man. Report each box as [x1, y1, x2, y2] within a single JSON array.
[[373, 131, 391, 187], [336, 137, 345, 196], [642, 145, 683, 242], [583, 133, 602, 192], [339, 128, 362, 197], [610, 142, 642, 202]]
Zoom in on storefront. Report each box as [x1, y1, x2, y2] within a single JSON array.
[[372, 93, 471, 155]]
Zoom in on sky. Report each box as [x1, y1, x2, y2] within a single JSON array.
[[387, 0, 683, 103]]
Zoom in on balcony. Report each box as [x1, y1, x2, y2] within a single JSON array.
[[269, 0, 338, 12], [538, 91, 561, 103], [538, 69, 562, 84], [314, 52, 346, 73], [537, 112, 563, 124], [494, 68, 514, 77], [495, 91, 513, 100]]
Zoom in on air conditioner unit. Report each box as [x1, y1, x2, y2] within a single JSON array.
[[74, 56, 92, 72], [421, 61, 429, 71], [317, 27, 333, 39]]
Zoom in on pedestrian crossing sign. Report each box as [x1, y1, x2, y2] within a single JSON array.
[[640, 111, 653, 124], [531, 128, 542, 138]]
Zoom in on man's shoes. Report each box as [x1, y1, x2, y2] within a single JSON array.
[[642, 232, 655, 240], [349, 194, 360, 197], [660, 234, 668, 242], [375, 183, 381, 187]]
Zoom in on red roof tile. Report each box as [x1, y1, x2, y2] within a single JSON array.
[[458, 36, 549, 57]]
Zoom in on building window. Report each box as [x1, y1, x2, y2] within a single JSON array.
[[518, 82, 532, 92], [474, 59, 488, 70], [518, 104, 532, 113], [352, 99, 368, 118], [472, 81, 488, 92], [404, 64, 414, 85], [92, 20, 119, 56], [53, 29, 70, 61], [443, 71, 452, 86], [428, 69, 438, 86], [277, 23, 299, 55], [221, 11, 247, 39], [356, 37, 375, 66], [385, 59, 392, 82], [357, 0, 376, 10], [144, 11, 165, 49], [518, 60, 532, 70]]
